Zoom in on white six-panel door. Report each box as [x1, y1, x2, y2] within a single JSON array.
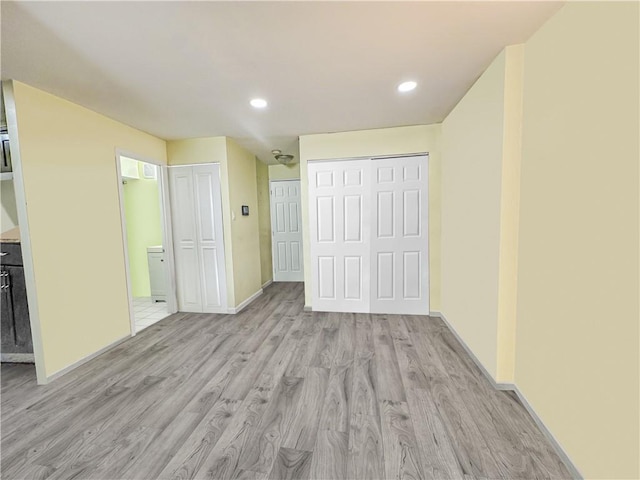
[[308, 160, 371, 312], [270, 180, 304, 282], [308, 155, 428, 315], [370, 155, 429, 314], [169, 164, 227, 313]]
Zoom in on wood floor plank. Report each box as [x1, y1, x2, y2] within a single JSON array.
[[332, 312, 355, 367], [378, 400, 425, 480], [223, 302, 300, 401], [347, 413, 385, 480], [253, 313, 307, 393], [309, 429, 349, 480], [350, 351, 378, 416], [372, 317, 407, 402], [388, 316, 431, 390], [188, 388, 273, 480], [157, 398, 242, 479], [238, 376, 304, 474], [235, 469, 269, 480], [405, 387, 467, 479], [267, 447, 312, 480], [120, 411, 203, 480], [284, 313, 324, 377], [318, 363, 351, 433], [0, 283, 575, 480], [354, 313, 374, 356], [280, 367, 329, 452], [309, 327, 338, 369]]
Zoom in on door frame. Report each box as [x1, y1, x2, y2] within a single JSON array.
[[115, 150, 178, 336], [1, 80, 47, 383], [269, 178, 304, 282]]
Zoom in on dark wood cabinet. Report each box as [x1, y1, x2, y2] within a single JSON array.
[[1, 242, 33, 358]]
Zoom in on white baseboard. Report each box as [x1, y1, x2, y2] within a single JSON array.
[[262, 279, 273, 289], [511, 385, 583, 479], [429, 311, 499, 388], [1, 353, 35, 363], [303, 305, 312, 312], [429, 310, 582, 480], [227, 288, 263, 314], [45, 334, 130, 384]]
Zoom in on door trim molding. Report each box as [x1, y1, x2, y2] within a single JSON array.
[[307, 152, 428, 164], [115, 150, 178, 337], [1, 80, 47, 384]]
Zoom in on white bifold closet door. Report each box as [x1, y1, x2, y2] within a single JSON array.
[[308, 154, 428, 315], [169, 164, 227, 313]]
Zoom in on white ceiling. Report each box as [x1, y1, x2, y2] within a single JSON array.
[[1, 1, 563, 164]]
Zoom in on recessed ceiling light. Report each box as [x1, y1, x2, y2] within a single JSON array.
[[250, 98, 268, 108], [397, 81, 417, 93]]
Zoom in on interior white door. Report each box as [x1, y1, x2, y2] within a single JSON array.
[[169, 164, 227, 313], [308, 160, 370, 312], [169, 167, 203, 312], [370, 155, 429, 314], [270, 180, 304, 282], [193, 165, 227, 312]]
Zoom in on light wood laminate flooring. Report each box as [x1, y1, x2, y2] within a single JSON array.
[[1, 282, 572, 479]]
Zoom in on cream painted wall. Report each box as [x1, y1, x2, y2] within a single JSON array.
[[1, 179, 19, 231], [12, 81, 167, 378], [256, 159, 273, 286], [122, 161, 163, 298], [166, 137, 236, 306], [515, 3, 639, 478], [166, 137, 227, 166], [268, 163, 300, 180], [299, 124, 441, 310], [441, 46, 523, 381], [225, 138, 262, 305]]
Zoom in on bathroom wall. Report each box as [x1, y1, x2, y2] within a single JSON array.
[[122, 160, 163, 298]]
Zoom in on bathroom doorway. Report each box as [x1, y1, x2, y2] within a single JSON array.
[[116, 153, 177, 333]]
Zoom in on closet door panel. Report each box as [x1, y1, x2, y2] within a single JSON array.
[[193, 164, 227, 312], [169, 168, 203, 312], [370, 155, 429, 314], [309, 160, 370, 312]]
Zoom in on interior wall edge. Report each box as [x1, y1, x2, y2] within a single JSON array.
[[1, 79, 47, 384], [495, 43, 525, 384], [227, 287, 263, 315]]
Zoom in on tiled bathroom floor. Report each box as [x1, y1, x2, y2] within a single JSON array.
[[133, 297, 170, 332]]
